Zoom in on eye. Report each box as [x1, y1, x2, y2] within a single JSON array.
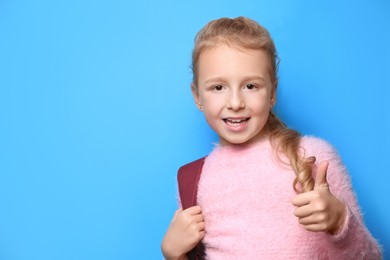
[[245, 84, 257, 90], [213, 85, 224, 91]]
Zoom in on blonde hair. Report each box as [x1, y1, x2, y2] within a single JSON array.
[[191, 17, 315, 193]]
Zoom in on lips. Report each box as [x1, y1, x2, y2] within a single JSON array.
[[222, 117, 250, 127]]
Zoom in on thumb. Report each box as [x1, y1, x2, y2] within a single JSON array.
[[173, 208, 183, 219], [314, 161, 329, 189]]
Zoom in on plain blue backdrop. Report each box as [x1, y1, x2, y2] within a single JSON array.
[[0, 0, 389, 259]]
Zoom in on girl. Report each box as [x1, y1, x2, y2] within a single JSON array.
[[162, 17, 382, 259]]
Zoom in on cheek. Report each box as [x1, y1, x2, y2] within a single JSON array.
[[248, 95, 271, 112], [203, 102, 221, 117], [202, 95, 224, 113]]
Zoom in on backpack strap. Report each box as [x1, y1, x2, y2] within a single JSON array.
[[177, 157, 206, 210], [177, 157, 206, 260]]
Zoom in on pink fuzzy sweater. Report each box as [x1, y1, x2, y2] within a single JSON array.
[[196, 136, 381, 259]]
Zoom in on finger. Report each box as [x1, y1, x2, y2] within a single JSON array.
[[294, 204, 313, 218], [184, 205, 202, 215], [314, 161, 329, 189], [192, 213, 204, 223], [292, 192, 314, 207], [303, 223, 327, 232], [298, 215, 318, 225], [198, 221, 205, 231], [173, 208, 183, 220]]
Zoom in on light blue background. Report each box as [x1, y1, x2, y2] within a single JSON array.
[[0, 0, 389, 259]]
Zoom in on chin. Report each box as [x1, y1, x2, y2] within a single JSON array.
[[221, 137, 251, 146]]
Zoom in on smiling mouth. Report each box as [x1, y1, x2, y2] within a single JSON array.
[[222, 117, 250, 127]]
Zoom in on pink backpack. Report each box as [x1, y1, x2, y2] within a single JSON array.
[[177, 157, 206, 260]]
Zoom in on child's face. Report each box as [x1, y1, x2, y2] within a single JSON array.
[[193, 44, 276, 146]]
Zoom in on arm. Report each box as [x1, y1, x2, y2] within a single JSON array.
[[293, 137, 382, 259], [161, 206, 205, 260]]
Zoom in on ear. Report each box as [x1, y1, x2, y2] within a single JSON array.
[[191, 83, 203, 111]]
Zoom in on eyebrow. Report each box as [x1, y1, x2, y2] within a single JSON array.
[[203, 75, 266, 85]]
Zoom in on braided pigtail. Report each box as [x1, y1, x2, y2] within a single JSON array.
[[266, 112, 315, 192]]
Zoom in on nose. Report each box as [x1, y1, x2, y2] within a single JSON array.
[[226, 89, 245, 111]]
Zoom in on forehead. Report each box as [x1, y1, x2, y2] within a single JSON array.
[[197, 44, 271, 83]]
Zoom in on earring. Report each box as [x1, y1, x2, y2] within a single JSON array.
[[270, 102, 275, 111], [270, 99, 276, 108], [197, 102, 203, 110]]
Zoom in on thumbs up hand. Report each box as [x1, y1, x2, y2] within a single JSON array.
[[292, 161, 347, 234]]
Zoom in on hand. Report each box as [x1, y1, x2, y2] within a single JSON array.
[[292, 161, 347, 234], [161, 206, 205, 260]]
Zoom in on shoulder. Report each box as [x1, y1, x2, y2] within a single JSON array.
[[300, 136, 349, 188], [178, 156, 206, 176], [178, 156, 206, 170], [300, 135, 340, 161], [300, 135, 334, 151]]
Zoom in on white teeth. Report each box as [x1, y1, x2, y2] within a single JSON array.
[[227, 121, 241, 127], [224, 118, 248, 127]]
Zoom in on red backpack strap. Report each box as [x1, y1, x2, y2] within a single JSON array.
[[177, 156, 206, 260], [177, 157, 206, 209]]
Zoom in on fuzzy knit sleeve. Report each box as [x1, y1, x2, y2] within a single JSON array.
[[301, 136, 382, 259]]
